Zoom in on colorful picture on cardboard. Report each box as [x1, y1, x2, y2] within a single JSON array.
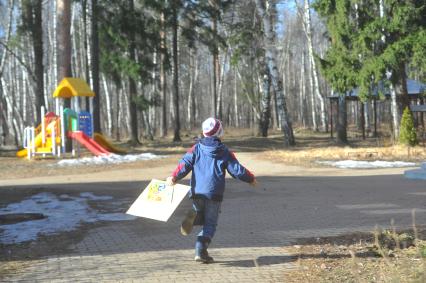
[[147, 181, 172, 203]]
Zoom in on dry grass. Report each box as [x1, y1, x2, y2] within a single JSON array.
[[262, 128, 426, 166], [266, 145, 426, 167], [284, 228, 426, 283]]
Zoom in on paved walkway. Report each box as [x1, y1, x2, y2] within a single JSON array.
[[1, 158, 426, 282]]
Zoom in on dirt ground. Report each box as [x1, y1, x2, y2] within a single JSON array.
[[1, 128, 425, 184]]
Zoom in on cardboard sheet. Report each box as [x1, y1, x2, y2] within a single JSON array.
[[126, 179, 190, 222]]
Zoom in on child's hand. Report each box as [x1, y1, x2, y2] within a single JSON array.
[[250, 178, 258, 187], [166, 176, 177, 186]]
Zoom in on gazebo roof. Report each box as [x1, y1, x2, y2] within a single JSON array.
[[53, 78, 95, 98], [328, 79, 426, 100]]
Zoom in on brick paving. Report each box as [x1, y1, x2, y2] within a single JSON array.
[[2, 174, 426, 282]]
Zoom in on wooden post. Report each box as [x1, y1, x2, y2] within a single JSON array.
[[330, 98, 334, 138], [373, 98, 377, 138], [360, 100, 365, 140]]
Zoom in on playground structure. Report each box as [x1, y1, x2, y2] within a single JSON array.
[[17, 78, 126, 160]]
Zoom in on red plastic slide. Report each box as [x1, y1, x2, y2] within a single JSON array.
[[68, 131, 111, 156]]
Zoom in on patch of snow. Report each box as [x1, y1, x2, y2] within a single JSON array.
[[79, 192, 113, 201], [317, 160, 416, 169], [0, 192, 136, 244], [55, 153, 164, 166]]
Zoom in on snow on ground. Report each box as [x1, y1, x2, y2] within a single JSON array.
[[317, 160, 416, 169], [55, 153, 164, 166], [0, 192, 136, 244]]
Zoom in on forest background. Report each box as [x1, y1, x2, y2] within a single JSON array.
[[0, 0, 424, 148]]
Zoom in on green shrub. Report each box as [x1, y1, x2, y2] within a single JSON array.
[[399, 107, 417, 146]]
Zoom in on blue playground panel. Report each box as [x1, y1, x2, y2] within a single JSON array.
[[79, 111, 93, 137]]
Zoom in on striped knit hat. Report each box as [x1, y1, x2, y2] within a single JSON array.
[[202, 118, 223, 137]]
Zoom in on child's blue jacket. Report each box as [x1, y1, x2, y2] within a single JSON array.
[[172, 137, 255, 201]]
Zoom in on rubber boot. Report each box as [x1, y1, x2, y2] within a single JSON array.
[[181, 209, 197, 236], [194, 236, 213, 263]]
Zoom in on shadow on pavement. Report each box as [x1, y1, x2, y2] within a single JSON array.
[[217, 250, 383, 268], [218, 255, 298, 267]]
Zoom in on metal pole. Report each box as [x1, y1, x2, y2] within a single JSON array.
[[55, 98, 60, 115], [74, 97, 80, 157], [60, 105, 65, 153], [52, 125, 56, 156]]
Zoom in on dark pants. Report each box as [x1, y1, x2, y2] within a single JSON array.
[[193, 198, 221, 240]]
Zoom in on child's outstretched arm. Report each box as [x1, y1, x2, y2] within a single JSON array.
[[166, 145, 197, 185], [226, 151, 256, 185]]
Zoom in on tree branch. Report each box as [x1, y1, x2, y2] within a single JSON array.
[[0, 40, 37, 83]]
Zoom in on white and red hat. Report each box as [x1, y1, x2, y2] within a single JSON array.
[[202, 118, 223, 137]]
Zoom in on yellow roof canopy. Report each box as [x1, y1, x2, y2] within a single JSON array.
[[53, 78, 95, 98]]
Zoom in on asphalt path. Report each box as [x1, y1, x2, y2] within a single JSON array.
[[2, 173, 425, 250]]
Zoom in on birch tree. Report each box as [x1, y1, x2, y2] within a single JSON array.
[[255, 0, 295, 146], [300, 0, 327, 132], [0, 0, 15, 144]]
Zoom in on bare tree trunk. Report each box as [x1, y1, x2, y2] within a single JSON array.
[[337, 94, 348, 144], [255, 0, 295, 146], [127, 0, 140, 144], [0, 93, 7, 145], [0, 0, 14, 78], [91, 0, 101, 133], [187, 48, 198, 129], [299, 52, 306, 127], [302, 0, 327, 132], [123, 81, 131, 138], [306, 50, 317, 130], [217, 48, 229, 120], [102, 74, 112, 136], [172, 0, 181, 142], [57, 0, 72, 151], [233, 68, 239, 128], [1, 77, 23, 146], [364, 101, 371, 136], [258, 57, 271, 137], [24, 0, 45, 125], [391, 63, 410, 138], [52, 0, 58, 87], [210, 0, 219, 118], [21, 53, 28, 125], [57, 0, 72, 80], [116, 85, 122, 141], [149, 51, 157, 135], [0, 0, 14, 145], [82, 0, 90, 85], [159, 8, 167, 137]]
